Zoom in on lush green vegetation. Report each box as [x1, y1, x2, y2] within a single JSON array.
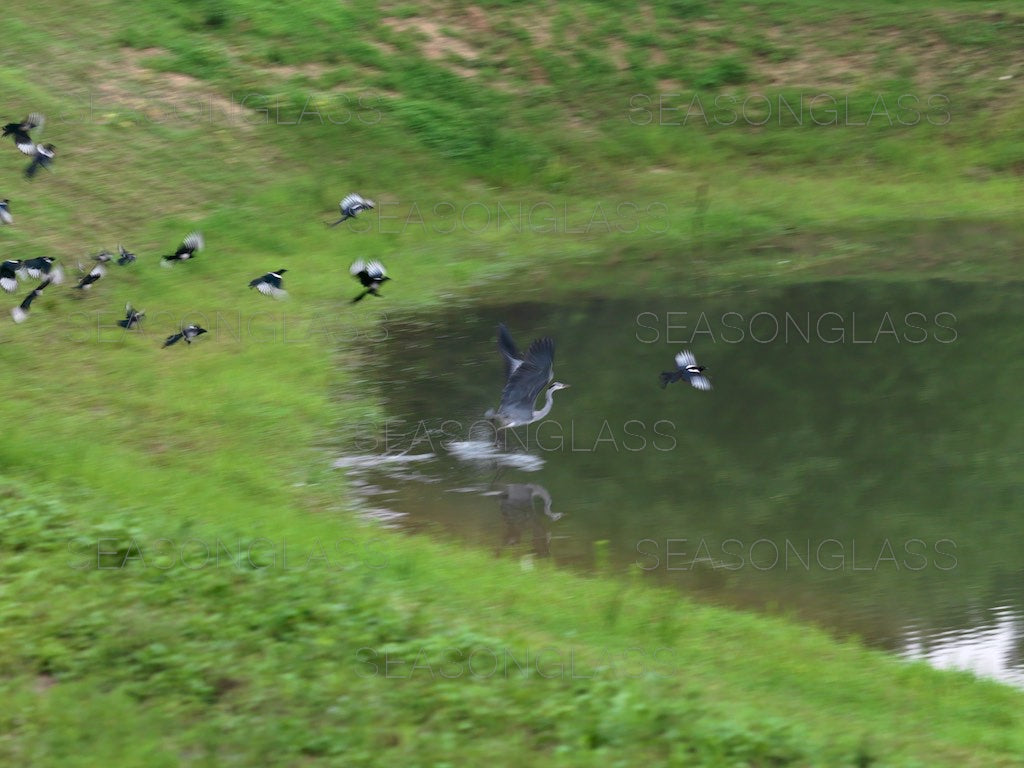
[[1, 0, 1022, 764]]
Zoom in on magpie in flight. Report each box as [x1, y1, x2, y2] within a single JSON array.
[[249, 268, 287, 299], [163, 324, 207, 348], [92, 250, 114, 263], [11, 279, 51, 324], [75, 263, 106, 290], [19, 256, 64, 285], [660, 350, 712, 391], [0, 199, 11, 225], [117, 303, 145, 329], [2, 113, 44, 153], [328, 193, 374, 227], [161, 231, 204, 265], [24, 143, 56, 179], [116, 244, 136, 266], [349, 259, 389, 303], [1, 260, 22, 293]]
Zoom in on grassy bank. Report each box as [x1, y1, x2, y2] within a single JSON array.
[[1, 0, 1023, 764]]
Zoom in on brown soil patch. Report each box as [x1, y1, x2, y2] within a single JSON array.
[[114, 48, 255, 130], [382, 17, 482, 65]]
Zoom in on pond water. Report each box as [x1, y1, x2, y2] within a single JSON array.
[[337, 280, 1024, 688]]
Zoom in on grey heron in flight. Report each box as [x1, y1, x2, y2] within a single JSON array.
[[485, 325, 570, 430]]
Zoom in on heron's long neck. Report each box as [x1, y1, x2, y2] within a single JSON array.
[[533, 387, 557, 422], [529, 486, 554, 518]]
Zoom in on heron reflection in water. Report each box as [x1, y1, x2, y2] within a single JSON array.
[[497, 483, 563, 557]]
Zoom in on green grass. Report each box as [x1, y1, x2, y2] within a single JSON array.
[[0, 0, 1023, 764], [4, 472, 1024, 766]]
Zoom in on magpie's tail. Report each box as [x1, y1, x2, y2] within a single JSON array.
[[351, 290, 369, 303], [660, 371, 677, 389], [163, 333, 184, 348], [327, 215, 348, 228]]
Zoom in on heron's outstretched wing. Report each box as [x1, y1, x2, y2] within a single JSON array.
[[497, 337, 554, 422], [497, 323, 522, 381]]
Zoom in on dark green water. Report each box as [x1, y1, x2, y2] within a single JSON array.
[[338, 280, 1024, 687]]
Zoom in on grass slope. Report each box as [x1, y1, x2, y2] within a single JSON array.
[[0, 0, 1023, 765]]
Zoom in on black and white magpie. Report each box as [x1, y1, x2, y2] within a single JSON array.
[[2, 113, 44, 154], [19, 256, 64, 285], [161, 231, 204, 266], [328, 193, 374, 227], [349, 259, 389, 303], [249, 268, 288, 299], [117, 303, 145, 329], [24, 143, 56, 179], [0, 199, 12, 225], [163, 324, 207, 347], [116, 244, 136, 266], [11, 279, 51, 324], [75, 263, 106, 290], [1, 260, 22, 293], [660, 350, 712, 391]]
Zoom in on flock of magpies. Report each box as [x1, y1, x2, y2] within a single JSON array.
[[2, 111, 707, 396], [0, 114, 389, 346]]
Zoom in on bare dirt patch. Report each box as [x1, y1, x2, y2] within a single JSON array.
[[112, 48, 255, 130], [751, 17, 1024, 91], [382, 17, 482, 65]]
